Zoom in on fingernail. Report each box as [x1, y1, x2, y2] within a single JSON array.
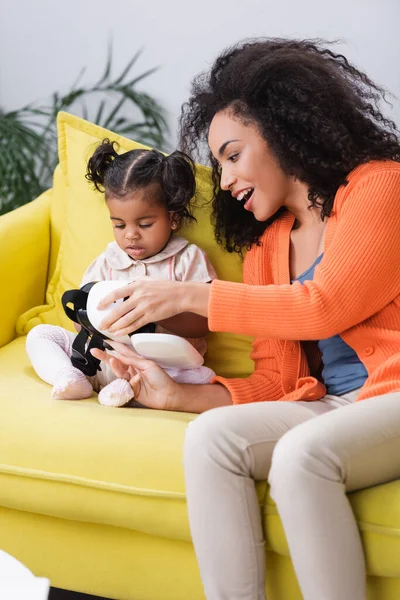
[[113, 330, 123, 336]]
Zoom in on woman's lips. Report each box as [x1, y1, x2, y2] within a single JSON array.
[[244, 189, 254, 211]]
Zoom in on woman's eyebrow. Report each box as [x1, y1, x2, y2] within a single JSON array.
[[218, 139, 239, 156]]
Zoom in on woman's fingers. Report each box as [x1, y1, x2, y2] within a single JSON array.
[[98, 298, 136, 331], [107, 340, 141, 356], [107, 312, 147, 336], [108, 341, 157, 369], [98, 278, 184, 333], [97, 283, 134, 310], [109, 356, 131, 380], [90, 348, 109, 362], [90, 348, 131, 379]]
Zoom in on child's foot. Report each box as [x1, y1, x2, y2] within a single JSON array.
[[52, 367, 93, 400], [98, 379, 134, 407]]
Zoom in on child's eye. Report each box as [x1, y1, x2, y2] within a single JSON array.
[[140, 223, 153, 229], [114, 224, 125, 229]]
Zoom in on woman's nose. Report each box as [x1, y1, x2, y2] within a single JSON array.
[[220, 167, 236, 192]]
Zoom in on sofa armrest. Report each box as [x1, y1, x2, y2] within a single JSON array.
[[0, 191, 51, 348]]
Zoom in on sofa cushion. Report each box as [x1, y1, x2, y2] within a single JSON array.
[[0, 337, 265, 542], [17, 112, 253, 378], [2, 337, 400, 578]]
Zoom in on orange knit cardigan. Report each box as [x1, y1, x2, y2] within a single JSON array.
[[210, 161, 400, 403]]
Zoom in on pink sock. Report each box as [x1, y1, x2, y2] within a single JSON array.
[[98, 379, 134, 408], [52, 366, 93, 400]]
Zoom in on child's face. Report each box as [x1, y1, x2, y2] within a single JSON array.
[[106, 185, 175, 260]]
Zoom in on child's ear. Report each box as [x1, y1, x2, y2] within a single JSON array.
[[169, 212, 180, 230]]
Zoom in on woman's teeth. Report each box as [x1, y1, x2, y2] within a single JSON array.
[[237, 188, 254, 201]]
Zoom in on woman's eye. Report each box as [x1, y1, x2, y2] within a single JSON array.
[[228, 153, 239, 162]]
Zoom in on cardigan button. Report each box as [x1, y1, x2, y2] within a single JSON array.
[[365, 346, 374, 356]]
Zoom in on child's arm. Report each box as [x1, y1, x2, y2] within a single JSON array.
[[158, 244, 216, 337], [158, 310, 209, 337]]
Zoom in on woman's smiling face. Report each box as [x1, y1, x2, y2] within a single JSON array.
[[208, 109, 292, 222]]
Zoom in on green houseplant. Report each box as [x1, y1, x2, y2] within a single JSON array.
[[0, 47, 168, 215]]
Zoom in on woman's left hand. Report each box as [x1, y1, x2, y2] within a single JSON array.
[[91, 341, 183, 411], [98, 278, 210, 336]]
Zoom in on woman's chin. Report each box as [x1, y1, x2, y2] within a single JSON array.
[[253, 209, 274, 222]]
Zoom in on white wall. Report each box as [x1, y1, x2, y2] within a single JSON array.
[[1, 0, 400, 146]]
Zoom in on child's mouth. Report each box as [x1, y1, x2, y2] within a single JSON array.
[[127, 246, 145, 257]]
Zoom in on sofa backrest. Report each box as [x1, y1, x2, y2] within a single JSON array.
[[17, 112, 253, 378]]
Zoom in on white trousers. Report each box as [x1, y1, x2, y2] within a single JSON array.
[[183, 390, 400, 600], [26, 324, 215, 393]]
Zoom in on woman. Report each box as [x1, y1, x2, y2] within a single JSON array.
[[92, 39, 400, 600]]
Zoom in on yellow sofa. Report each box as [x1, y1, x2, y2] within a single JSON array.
[[0, 112, 399, 600]]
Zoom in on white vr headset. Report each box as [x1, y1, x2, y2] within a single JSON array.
[[62, 280, 204, 376]]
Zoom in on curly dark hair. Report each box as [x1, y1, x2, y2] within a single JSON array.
[[179, 38, 400, 254], [86, 139, 196, 228]]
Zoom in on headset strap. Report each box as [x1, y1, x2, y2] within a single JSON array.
[[70, 328, 104, 377]]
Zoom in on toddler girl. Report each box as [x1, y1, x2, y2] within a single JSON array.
[[26, 140, 216, 407]]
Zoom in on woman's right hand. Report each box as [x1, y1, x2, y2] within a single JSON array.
[[97, 279, 211, 337], [91, 342, 183, 411]]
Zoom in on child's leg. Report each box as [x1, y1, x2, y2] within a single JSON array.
[[26, 325, 93, 400], [165, 366, 216, 385]]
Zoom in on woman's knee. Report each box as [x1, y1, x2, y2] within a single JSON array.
[[268, 421, 336, 493], [183, 405, 248, 474]]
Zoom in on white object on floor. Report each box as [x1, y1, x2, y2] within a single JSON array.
[[0, 550, 50, 599], [87, 280, 204, 369]]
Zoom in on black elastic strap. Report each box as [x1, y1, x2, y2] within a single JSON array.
[[70, 328, 105, 377]]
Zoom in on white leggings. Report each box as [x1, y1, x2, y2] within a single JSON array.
[[183, 390, 400, 600], [26, 324, 215, 393]]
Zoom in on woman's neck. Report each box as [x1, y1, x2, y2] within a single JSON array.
[[285, 179, 323, 229]]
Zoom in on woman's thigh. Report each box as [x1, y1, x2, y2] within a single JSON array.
[[184, 400, 319, 480], [271, 392, 400, 492]]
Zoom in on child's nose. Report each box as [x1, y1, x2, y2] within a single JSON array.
[[126, 229, 140, 240]]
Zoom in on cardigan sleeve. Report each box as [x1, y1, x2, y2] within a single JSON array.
[[209, 167, 400, 340], [212, 338, 283, 404], [211, 245, 283, 403]]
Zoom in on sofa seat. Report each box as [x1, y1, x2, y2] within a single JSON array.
[[2, 336, 400, 583], [1, 336, 268, 543], [0, 336, 194, 542]]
